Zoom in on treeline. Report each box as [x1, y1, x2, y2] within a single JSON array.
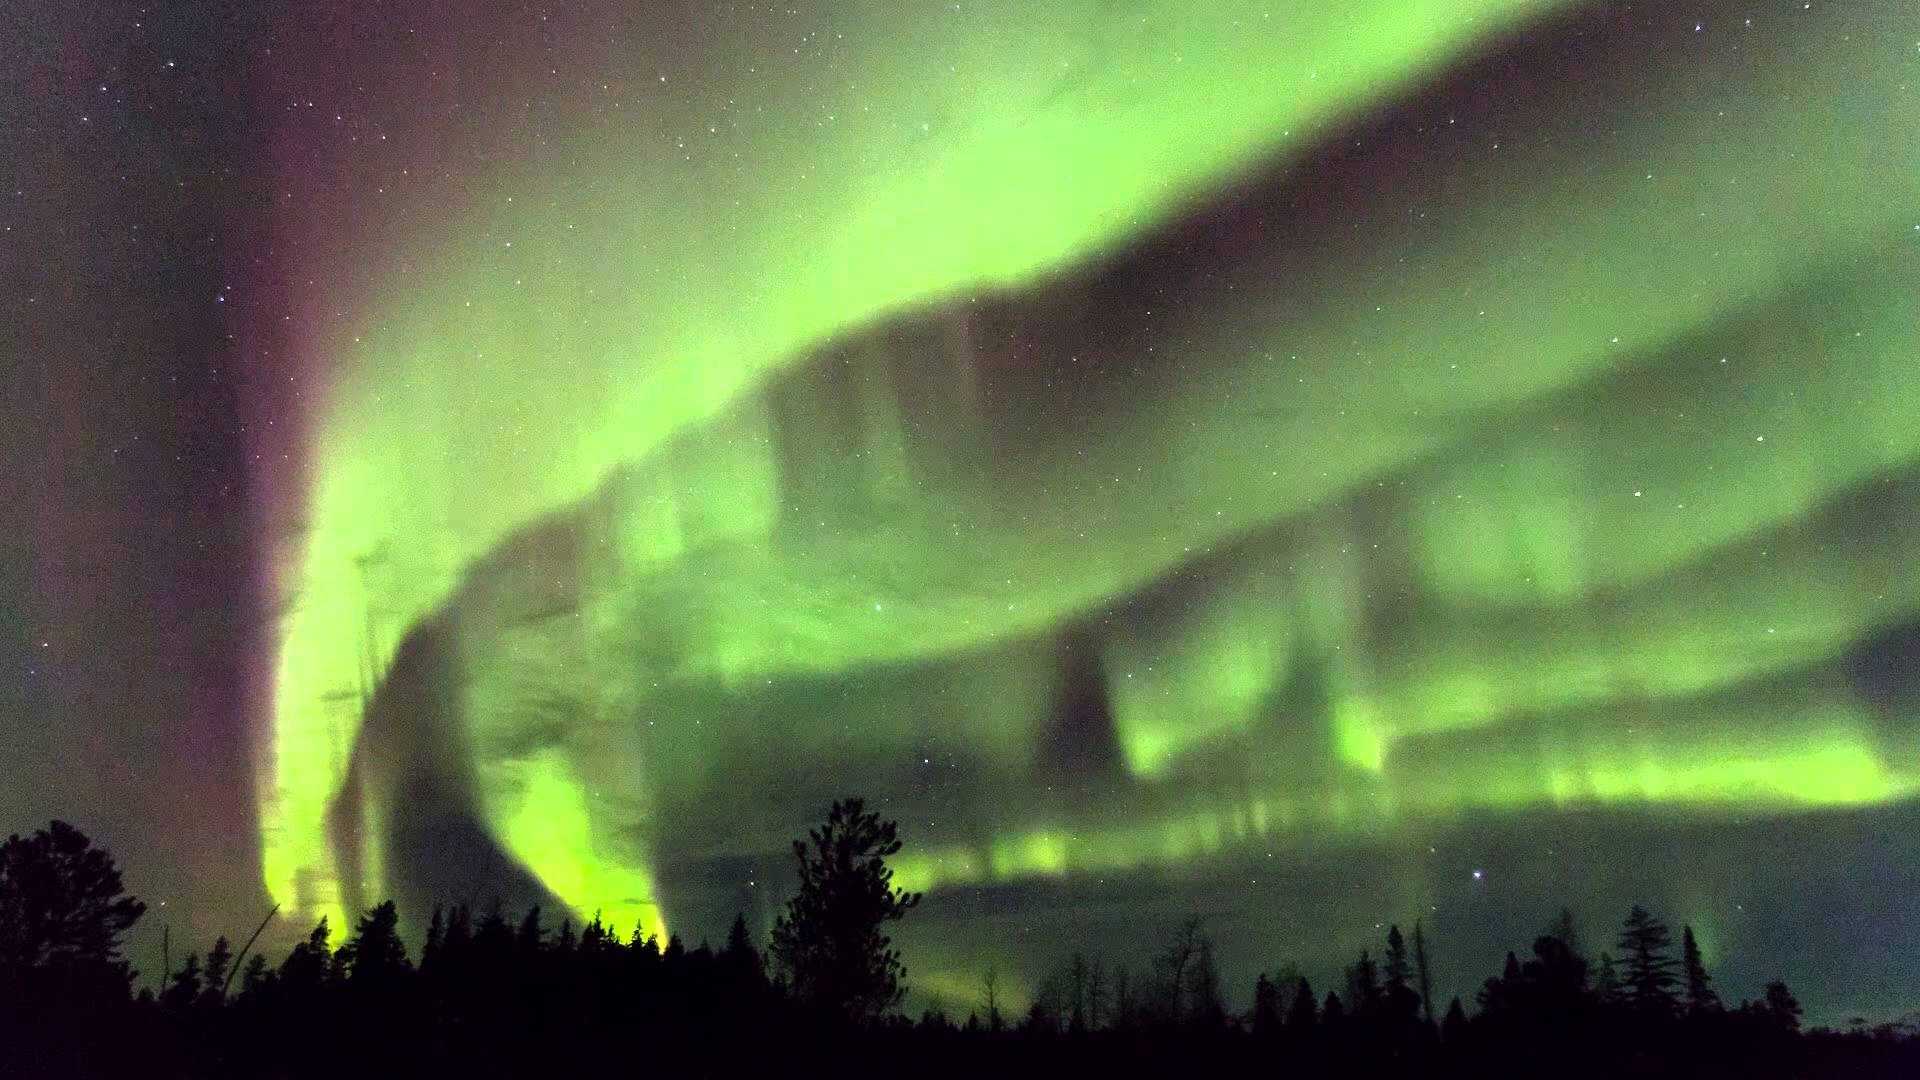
[[2, 814, 1916, 1078], [987, 907, 1876, 1078]]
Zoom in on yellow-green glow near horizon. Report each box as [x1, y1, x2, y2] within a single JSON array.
[[493, 751, 665, 938], [256, 0, 1920, 938]]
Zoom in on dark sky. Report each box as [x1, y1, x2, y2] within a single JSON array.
[[4, 0, 1917, 1025], [2, 0, 266, 925]]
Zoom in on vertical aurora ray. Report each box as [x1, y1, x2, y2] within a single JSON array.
[[249, 0, 1920, 964]]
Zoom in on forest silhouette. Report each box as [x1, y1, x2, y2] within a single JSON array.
[[1, 806, 1915, 1078]]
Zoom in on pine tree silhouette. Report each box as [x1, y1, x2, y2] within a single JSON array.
[[1253, 973, 1281, 1034], [1681, 925, 1719, 1015], [1383, 924, 1421, 1027], [1346, 949, 1381, 1016], [238, 954, 269, 998], [0, 820, 147, 1009], [1761, 980, 1802, 1033], [769, 798, 920, 1023], [1594, 950, 1620, 1005], [340, 900, 410, 996], [1550, 907, 1581, 958], [160, 953, 203, 1010], [1616, 905, 1679, 1016], [199, 936, 232, 1008], [1321, 990, 1347, 1036], [1520, 932, 1589, 1018], [277, 918, 333, 1001], [1441, 996, 1469, 1046], [1477, 951, 1523, 1017], [1287, 975, 1318, 1035]]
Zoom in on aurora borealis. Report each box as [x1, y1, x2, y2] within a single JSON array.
[[5, 0, 1919, 1024]]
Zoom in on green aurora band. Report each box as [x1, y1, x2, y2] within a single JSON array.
[[257, 0, 1920, 977]]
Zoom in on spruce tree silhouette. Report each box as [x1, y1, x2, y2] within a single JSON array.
[[1286, 975, 1318, 1035], [199, 936, 232, 1008], [1441, 995, 1469, 1045], [720, 911, 770, 1023], [1681, 925, 1719, 1015], [340, 900, 411, 995], [276, 917, 334, 1006], [1346, 948, 1382, 1018], [1549, 907, 1581, 957], [1520, 932, 1590, 1019], [160, 953, 203, 1010], [1477, 951, 1524, 1018], [238, 953, 269, 997], [0, 821, 147, 1009], [769, 798, 921, 1024], [1253, 973, 1281, 1034], [722, 914, 764, 979], [421, 905, 445, 972], [1383, 925, 1422, 1028], [1761, 980, 1802, 1033], [1383, 927, 1410, 995], [1616, 905, 1680, 1016], [1320, 990, 1347, 1037], [516, 905, 544, 956], [1594, 950, 1621, 1005]]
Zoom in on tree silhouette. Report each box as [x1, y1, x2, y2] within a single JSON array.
[[0, 876, 1907, 1077], [1681, 925, 1719, 1015], [1321, 990, 1347, 1035], [238, 953, 269, 997], [1761, 980, 1802, 1033], [277, 917, 333, 1002], [516, 905, 544, 956], [980, 964, 1004, 1032], [1519, 932, 1589, 1019], [1084, 956, 1108, 1031], [0, 820, 147, 1007], [421, 905, 445, 972], [1345, 948, 1381, 1017], [1065, 952, 1092, 1032], [1383, 924, 1421, 1028], [1253, 973, 1281, 1033], [1111, 964, 1136, 1030], [1287, 975, 1318, 1034], [160, 953, 203, 1011], [340, 900, 411, 995], [1153, 916, 1205, 1022], [200, 936, 232, 1008], [1441, 995, 1469, 1044], [1593, 950, 1620, 1005], [1384, 927, 1410, 995], [720, 911, 769, 1004], [1549, 907, 1581, 958], [769, 798, 920, 1023], [1477, 952, 1523, 1019], [1412, 920, 1435, 1027], [1186, 936, 1226, 1027], [1616, 905, 1679, 1016]]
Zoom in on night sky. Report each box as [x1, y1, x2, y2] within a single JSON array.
[[4, 0, 1918, 1025]]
